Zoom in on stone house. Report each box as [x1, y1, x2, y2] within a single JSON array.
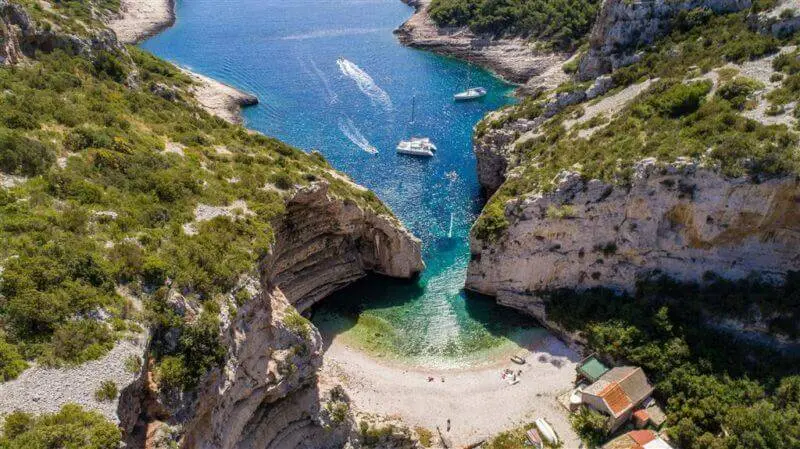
[[581, 366, 654, 432]]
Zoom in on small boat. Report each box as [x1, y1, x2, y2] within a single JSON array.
[[397, 95, 436, 157], [454, 87, 487, 101], [535, 418, 559, 446], [397, 137, 436, 157], [511, 355, 526, 365], [526, 428, 544, 449]]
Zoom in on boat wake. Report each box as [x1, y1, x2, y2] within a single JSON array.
[[338, 116, 378, 154], [281, 28, 384, 41], [308, 58, 338, 104], [336, 58, 392, 110]]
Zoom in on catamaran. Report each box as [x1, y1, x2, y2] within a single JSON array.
[[454, 70, 487, 101], [397, 95, 436, 157]]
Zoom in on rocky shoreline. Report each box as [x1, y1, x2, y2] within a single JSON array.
[[394, 0, 569, 91], [108, 0, 175, 45], [107, 0, 258, 124]]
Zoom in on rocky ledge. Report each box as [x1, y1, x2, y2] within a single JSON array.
[[394, 0, 569, 90], [467, 159, 800, 332]]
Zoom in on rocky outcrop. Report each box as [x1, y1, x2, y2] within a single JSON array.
[[0, 0, 121, 65], [177, 285, 328, 449], [141, 182, 424, 449], [752, 0, 800, 37], [395, 0, 569, 89], [266, 182, 424, 312], [467, 159, 800, 320], [474, 77, 613, 194], [578, 0, 752, 80], [182, 70, 259, 125]]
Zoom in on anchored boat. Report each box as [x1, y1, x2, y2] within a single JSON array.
[[454, 69, 487, 101], [454, 87, 487, 101], [397, 95, 436, 157], [396, 137, 437, 157]]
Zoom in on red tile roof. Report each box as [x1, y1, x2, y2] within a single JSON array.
[[629, 430, 657, 446], [633, 409, 650, 421], [599, 382, 633, 416]]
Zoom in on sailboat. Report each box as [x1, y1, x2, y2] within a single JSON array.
[[454, 68, 487, 101], [397, 95, 437, 157]]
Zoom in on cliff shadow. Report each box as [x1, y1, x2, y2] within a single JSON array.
[[308, 273, 425, 353], [462, 289, 581, 363]]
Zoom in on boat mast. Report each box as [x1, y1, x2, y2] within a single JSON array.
[[410, 95, 415, 125]]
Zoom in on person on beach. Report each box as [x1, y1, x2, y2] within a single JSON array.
[[447, 419, 451, 432]]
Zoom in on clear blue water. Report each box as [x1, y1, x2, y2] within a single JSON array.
[[142, 0, 546, 366]]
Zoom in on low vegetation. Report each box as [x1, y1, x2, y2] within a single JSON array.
[[0, 2, 389, 384], [544, 275, 800, 449], [473, 77, 799, 240], [428, 0, 600, 49], [0, 403, 121, 449], [93, 380, 118, 402]]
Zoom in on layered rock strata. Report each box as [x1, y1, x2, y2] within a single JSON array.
[[145, 183, 423, 448], [467, 159, 800, 330]]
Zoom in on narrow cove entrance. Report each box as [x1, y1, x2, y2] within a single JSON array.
[[142, 0, 551, 368]]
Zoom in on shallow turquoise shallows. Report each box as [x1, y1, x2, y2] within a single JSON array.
[[142, 0, 547, 367]]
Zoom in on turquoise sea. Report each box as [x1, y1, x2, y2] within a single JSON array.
[[142, 0, 547, 367]]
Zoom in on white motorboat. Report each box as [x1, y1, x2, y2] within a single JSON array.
[[454, 87, 487, 101], [397, 95, 436, 157]]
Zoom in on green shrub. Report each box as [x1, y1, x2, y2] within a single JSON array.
[[415, 427, 434, 447], [545, 204, 576, 219], [46, 320, 115, 366], [645, 80, 713, 118], [0, 337, 28, 381], [428, 0, 600, 49], [571, 406, 608, 447], [283, 309, 312, 340], [0, 131, 55, 176], [0, 404, 121, 449], [716, 77, 764, 110], [155, 356, 187, 390], [94, 380, 118, 401], [124, 355, 142, 374]]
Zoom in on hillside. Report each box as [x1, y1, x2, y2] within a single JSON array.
[[0, 0, 426, 447], [466, 0, 800, 447]]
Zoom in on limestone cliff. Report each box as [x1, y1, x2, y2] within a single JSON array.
[[0, 0, 120, 65], [142, 182, 424, 449], [577, 0, 751, 80], [467, 159, 800, 336]]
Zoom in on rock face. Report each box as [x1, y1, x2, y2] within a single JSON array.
[[266, 182, 424, 312], [0, 0, 121, 65], [467, 160, 800, 322], [578, 0, 752, 80], [178, 285, 328, 449], [145, 182, 424, 449], [395, 0, 569, 89], [474, 79, 606, 194]]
